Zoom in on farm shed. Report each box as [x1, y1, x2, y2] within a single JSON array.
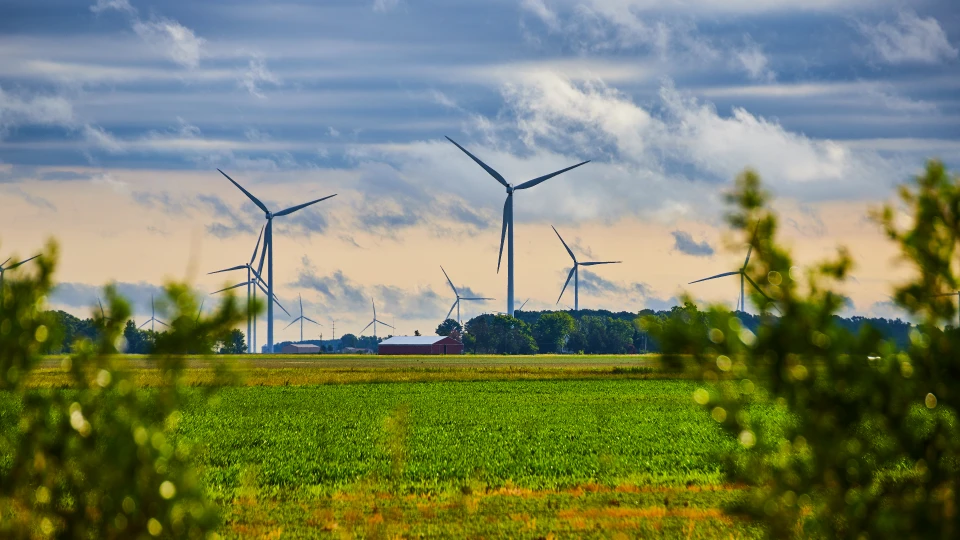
[[281, 343, 321, 354], [378, 336, 464, 355]]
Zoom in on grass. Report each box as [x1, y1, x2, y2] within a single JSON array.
[[5, 356, 765, 537]]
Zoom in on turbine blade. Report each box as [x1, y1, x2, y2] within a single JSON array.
[[552, 226, 576, 262], [497, 196, 509, 273], [0, 257, 10, 267], [304, 317, 322, 326], [250, 224, 265, 265], [580, 261, 621, 266], [299, 294, 303, 315], [440, 265, 458, 295], [274, 194, 337, 217], [689, 271, 739, 285], [515, 160, 590, 190], [744, 221, 759, 268], [445, 136, 509, 188], [6, 254, 39, 270], [375, 319, 395, 329], [256, 227, 268, 276], [446, 300, 457, 320], [155, 320, 169, 328], [211, 281, 253, 295], [218, 169, 269, 215], [208, 264, 247, 275], [359, 321, 374, 335], [518, 299, 529, 310], [557, 267, 576, 304], [252, 280, 290, 316], [744, 274, 773, 302], [138, 320, 149, 329], [461, 297, 494, 301], [284, 317, 301, 330]]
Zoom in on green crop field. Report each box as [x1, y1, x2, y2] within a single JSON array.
[[2, 359, 770, 538]]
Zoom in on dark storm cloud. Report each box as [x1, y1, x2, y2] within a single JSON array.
[[671, 230, 714, 257]]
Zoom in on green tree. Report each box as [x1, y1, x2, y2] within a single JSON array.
[[464, 315, 494, 353], [489, 314, 538, 355], [122, 319, 151, 354], [0, 243, 248, 538], [647, 163, 960, 538], [436, 318, 462, 337], [533, 311, 575, 353], [340, 333, 358, 348], [218, 328, 246, 354]]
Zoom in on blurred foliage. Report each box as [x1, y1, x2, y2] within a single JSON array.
[[645, 162, 959, 538], [0, 242, 250, 538]]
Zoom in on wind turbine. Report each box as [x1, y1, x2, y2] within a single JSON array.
[[552, 226, 621, 311], [139, 295, 168, 332], [689, 233, 771, 312], [284, 294, 322, 342], [358, 299, 394, 340], [218, 169, 336, 353], [440, 265, 493, 325], [209, 225, 267, 353], [0, 254, 39, 306], [517, 299, 530, 311], [445, 137, 589, 317]]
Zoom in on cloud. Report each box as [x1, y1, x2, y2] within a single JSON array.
[[671, 230, 714, 256], [196, 194, 256, 238], [90, 0, 205, 69], [372, 0, 400, 13], [858, 10, 958, 64], [50, 281, 166, 316], [239, 56, 281, 98], [4, 186, 57, 211], [89, 0, 134, 14], [133, 17, 205, 69], [0, 85, 75, 134], [735, 37, 775, 82], [521, 0, 561, 31]]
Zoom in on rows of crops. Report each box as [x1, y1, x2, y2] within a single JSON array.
[[177, 379, 737, 494]]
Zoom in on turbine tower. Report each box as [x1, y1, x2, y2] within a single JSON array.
[[441, 265, 493, 325], [552, 226, 621, 311], [209, 225, 267, 353], [0, 254, 39, 306], [445, 137, 589, 317], [139, 295, 168, 332], [284, 294, 322, 342], [689, 233, 772, 312], [218, 169, 336, 353], [359, 299, 394, 339]]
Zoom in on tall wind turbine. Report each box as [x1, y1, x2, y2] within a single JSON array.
[[441, 265, 493, 325], [218, 169, 336, 353], [689, 236, 771, 312], [0, 254, 39, 306], [139, 295, 168, 332], [284, 294, 322, 342], [209, 225, 267, 353], [552, 226, 621, 311], [358, 299, 394, 339], [445, 137, 589, 317]]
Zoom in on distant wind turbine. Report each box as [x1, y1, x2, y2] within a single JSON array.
[[358, 299, 394, 339], [552, 226, 621, 311], [218, 169, 336, 353], [284, 294, 322, 342], [0, 254, 39, 306], [441, 265, 493, 325], [209, 225, 268, 353], [445, 136, 589, 317], [139, 295, 168, 332], [518, 298, 529, 311], [688, 229, 772, 312]]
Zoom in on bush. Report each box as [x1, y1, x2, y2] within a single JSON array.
[[0, 241, 248, 538], [647, 163, 959, 538]]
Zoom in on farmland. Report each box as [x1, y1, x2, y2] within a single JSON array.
[[2, 358, 769, 537]]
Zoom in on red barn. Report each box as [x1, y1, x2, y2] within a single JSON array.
[[378, 336, 464, 355]]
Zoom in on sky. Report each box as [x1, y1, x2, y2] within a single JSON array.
[[1, 0, 958, 344]]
